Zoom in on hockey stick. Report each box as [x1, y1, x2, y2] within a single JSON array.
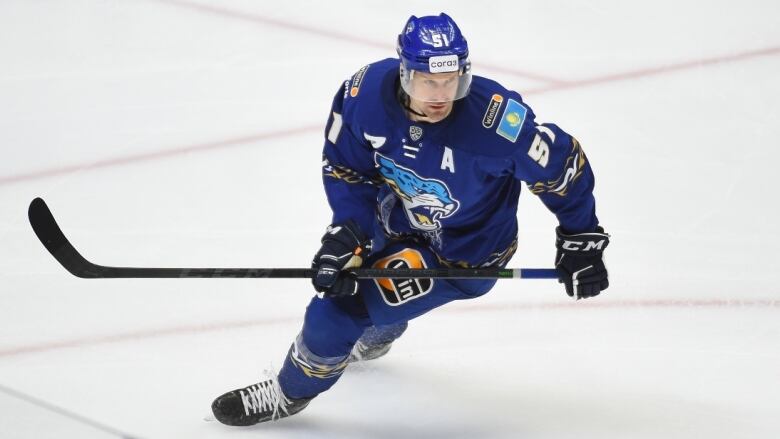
[[28, 197, 558, 280]]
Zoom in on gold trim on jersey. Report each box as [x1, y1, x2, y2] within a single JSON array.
[[434, 237, 518, 269], [529, 138, 587, 197], [322, 160, 379, 185]]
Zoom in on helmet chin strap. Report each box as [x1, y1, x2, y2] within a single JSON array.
[[396, 83, 429, 119]]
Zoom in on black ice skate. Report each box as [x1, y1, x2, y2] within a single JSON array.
[[211, 378, 312, 426], [348, 339, 393, 362]]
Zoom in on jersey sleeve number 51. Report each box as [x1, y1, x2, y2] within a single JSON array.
[[528, 125, 555, 168]]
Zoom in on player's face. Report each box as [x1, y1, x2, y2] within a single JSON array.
[[409, 71, 458, 121]]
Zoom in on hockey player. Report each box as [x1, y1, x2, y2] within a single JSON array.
[[212, 13, 610, 426]]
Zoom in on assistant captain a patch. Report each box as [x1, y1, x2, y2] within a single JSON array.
[[495, 98, 527, 143]]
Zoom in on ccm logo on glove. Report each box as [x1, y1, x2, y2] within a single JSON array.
[[561, 239, 607, 252], [554, 226, 610, 300]]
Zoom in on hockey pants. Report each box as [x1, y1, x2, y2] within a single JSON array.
[[278, 242, 497, 399]]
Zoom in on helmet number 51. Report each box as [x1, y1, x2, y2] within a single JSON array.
[[431, 33, 450, 48]]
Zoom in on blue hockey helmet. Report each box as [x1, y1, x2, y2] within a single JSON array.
[[397, 13, 472, 102]]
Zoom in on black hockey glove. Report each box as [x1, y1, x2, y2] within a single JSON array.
[[311, 221, 371, 298], [555, 226, 610, 300]]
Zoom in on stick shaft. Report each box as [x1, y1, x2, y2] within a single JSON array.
[[28, 197, 558, 280]]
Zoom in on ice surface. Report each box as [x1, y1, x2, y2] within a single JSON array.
[[1, 1, 778, 438]]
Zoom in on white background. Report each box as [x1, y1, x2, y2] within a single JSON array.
[[1, 1, 778, 438]]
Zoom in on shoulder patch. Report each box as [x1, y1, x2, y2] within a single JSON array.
[[349, 64, 370, 97], [482, 94, 503, 128], [495, 98, 527, 143]]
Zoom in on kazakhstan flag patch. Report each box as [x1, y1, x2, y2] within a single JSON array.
[[496, 98, 527, 143]]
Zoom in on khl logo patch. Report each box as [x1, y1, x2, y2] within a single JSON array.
[[409, 125, 423, 142]]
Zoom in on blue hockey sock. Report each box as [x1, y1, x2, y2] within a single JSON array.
[[278, 296, 371, 399]]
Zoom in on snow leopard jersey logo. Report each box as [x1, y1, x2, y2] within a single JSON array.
[[374, 154, 460, 231]]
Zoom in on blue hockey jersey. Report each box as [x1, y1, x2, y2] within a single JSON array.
[[322, 58, 598, 268]]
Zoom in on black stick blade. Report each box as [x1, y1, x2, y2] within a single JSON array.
[[28, 197, 103, 278]]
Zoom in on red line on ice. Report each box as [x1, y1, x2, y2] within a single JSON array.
[[0, 299, 776, 359], [1, 2, 777, 189], [526, 46, 780, 94], [0, 316, 300, 358], [151, 0, 565, 84], [0, 125, 321, 186], [1, 44, 776, 187]]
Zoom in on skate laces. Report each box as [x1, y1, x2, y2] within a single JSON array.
[[238, 371, 292, 421]]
